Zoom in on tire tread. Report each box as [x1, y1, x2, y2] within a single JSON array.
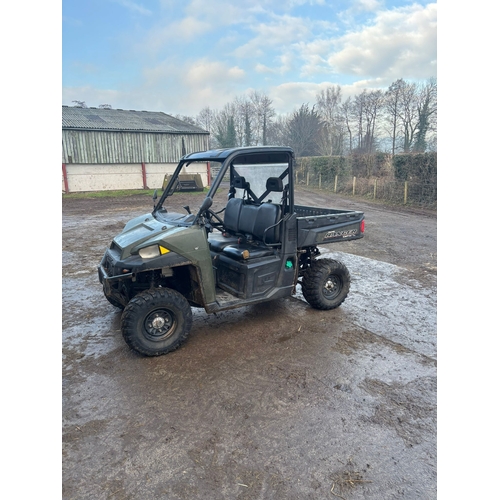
[[302, 258, 350, 310], [121, 288, 192, 356]]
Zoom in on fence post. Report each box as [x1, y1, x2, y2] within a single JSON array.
[[404, 181, 408, 204], [319, 173, 322, 189], [141, 162, 149, 189], [334, 175, 338, 193], [373, 178, 377, 200], [352, 176, 356, 196], [306, 171, 310, 186], [62, 163, 69, 194]]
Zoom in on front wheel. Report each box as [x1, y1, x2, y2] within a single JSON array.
[[301, 259, 351, 310], [121, 287, 193, 356]]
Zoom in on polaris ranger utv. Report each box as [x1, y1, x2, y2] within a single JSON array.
[[98, 146, 365, 356]]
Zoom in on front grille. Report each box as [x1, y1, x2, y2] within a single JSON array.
[[102, 249, 122, 277]]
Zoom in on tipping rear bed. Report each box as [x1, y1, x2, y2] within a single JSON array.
[[295, 205, 364, 247]]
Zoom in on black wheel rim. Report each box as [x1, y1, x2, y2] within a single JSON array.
[[322, 274, 342, 300], [143, 308, 177, 342]]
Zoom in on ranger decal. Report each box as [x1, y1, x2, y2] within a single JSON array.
[[324, 229, 358, 239]]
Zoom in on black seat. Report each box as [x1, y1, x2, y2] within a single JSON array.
[[208, 197, 243, 252], [208, 190, 282, 259], [221, 202, 281, 261]]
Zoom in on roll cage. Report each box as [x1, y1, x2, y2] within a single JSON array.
[[153, 146, 295, 221]]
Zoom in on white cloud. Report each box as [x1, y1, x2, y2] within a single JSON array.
[[269, 82, 324, 114], [139, 59, 246, 114], [183, 0, 327, 22], [322, 3, 436, 84], [255, 63, 275, 74], [232, 14, 314, 59], [184, 0, 253, 24], [141, 16, 212, 53], [62, 1, 437, 117], [110, 0, 152, 16], [62, 86, 125, 109], [351, 0, 382, 13], [184, 60, 245, 84]]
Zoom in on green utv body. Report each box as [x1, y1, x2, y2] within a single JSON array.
[[98, 146, 365, 356]]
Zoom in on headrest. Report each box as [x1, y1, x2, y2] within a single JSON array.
[[233, 176, 248, 189], [266, 177, 283, 192]]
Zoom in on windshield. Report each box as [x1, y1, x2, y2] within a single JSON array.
[[232, 163, 288, 204], [155, 160, 220, 216]]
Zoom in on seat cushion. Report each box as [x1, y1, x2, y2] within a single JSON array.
[[222, 242, 276, 260], [208, 232, 241, 252]]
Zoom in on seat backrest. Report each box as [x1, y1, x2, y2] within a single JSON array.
[[239, 203, 259, 236], [223, 198, 281, 244], [224, 197, 243, 233], [254, 203, 281, 243]]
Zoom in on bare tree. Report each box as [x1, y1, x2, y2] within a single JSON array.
[[413, 77, 437, 152], [196, 107, 219, 148], [365, 90, 384, 154], [175, 114, 197, 125], [72, 100, 87, 108], [384, 79, 405, 155], [398, 81, 419, 152], [353, 90, 369, 152], [189, 78, 436, 155], [232, 96, 254, 147], [196, 107, 214, 131], [286, 104, 325, 157], [249, 91, 275, 145], [316, 85, 343, 155], [267, 114, 290, 147], [340, 97, 353, 154], [231, 95, 250, 147], [213, 104, 238, 148], [99, 104, 112, 109]]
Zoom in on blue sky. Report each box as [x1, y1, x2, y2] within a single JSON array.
[[62, 0, 436, 116]]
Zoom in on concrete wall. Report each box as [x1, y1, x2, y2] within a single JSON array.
[[62, 162, 210, 193]]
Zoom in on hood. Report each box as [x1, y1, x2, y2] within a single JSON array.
[[113, 212, 188, 259]]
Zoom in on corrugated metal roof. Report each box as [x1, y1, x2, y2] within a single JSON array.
[[62, 106, 209, 134]]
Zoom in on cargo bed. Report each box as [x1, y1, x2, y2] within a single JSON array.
[[295, 205, 365, 247]]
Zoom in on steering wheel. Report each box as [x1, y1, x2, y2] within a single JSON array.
[[205, 209, 224, 228]]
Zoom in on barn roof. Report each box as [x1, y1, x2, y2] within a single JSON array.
[[62, 106, 209, 134]]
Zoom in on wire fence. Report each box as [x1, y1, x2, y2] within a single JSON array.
[[210, 161, 437, 209], [295, 170, 437, 209]]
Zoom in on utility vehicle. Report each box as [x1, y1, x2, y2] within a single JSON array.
[[98, 146, 365, 356]]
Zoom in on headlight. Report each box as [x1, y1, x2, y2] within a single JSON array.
[[138, 245, 170, 259]]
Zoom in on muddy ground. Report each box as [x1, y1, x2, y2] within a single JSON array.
[[62, 187, 437, 499]]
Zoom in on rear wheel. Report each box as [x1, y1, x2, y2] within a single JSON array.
[[121, 287, 192, 356], [301, 259, 350, 310]]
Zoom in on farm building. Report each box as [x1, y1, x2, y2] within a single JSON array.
[[62, 106, 210, 193]]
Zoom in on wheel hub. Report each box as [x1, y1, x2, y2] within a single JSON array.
[[144, 309, 176, 340], [323, 275, 341, 298], [151, 316, 165, 329], [325, 278, 335, 291]]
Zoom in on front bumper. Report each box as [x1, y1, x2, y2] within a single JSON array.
[[98, 249, 137, 307]]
